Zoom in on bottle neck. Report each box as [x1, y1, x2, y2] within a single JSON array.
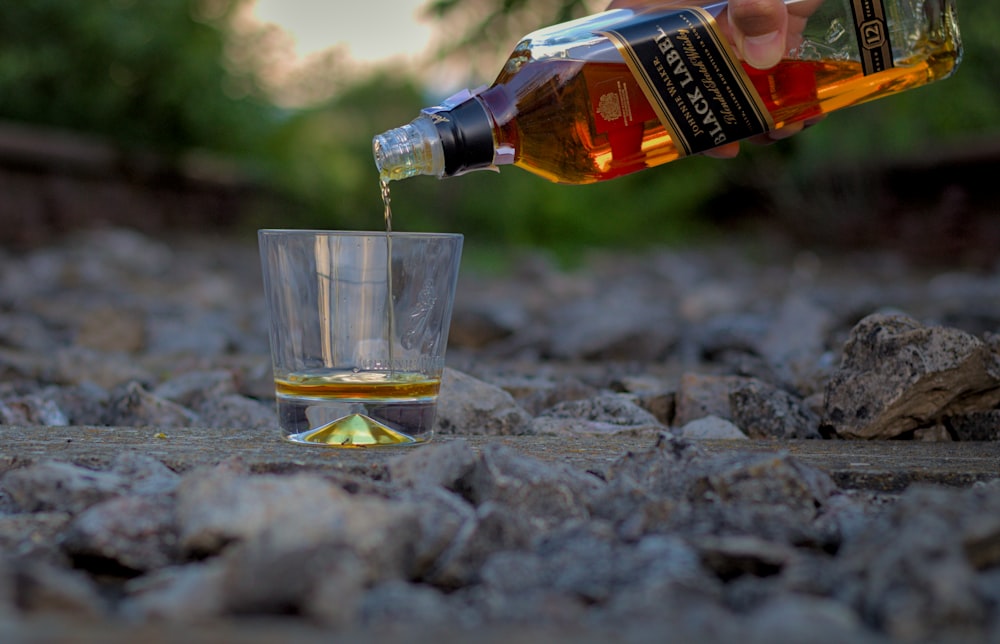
[[431, 98, 498, 177], [374, 97, 503, 182]]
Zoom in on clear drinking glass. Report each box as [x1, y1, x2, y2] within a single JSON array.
[[259, 230, 463, 447]]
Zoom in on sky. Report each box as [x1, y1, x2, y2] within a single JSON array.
[[251, 0, 436, 66]]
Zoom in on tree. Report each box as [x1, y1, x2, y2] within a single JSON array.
[[0, 0, 273, 155]]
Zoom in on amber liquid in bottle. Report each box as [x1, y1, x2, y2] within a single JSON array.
[[476, 49, 960, 184]]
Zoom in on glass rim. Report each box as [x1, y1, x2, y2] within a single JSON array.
[[258, 229, 463, 240]]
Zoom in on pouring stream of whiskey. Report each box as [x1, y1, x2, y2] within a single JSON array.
[[380, 178, 396, 377]]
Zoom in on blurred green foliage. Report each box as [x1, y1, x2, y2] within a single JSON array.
[[0, 0, 273, 156], [0, 0, 995, 255]]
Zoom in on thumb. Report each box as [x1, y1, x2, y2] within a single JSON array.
[[727, 0, 788, 69]]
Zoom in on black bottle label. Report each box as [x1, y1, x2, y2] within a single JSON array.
[[850, 0, 894, 75], [599, 8, 773, 158]]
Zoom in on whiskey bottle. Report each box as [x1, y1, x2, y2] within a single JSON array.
[[373, 0, 962, 185]]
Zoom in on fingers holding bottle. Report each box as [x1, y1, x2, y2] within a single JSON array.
[[727, 0, 789, 69]]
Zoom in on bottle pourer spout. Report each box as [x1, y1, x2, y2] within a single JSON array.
[[372, 118, 444, 182]]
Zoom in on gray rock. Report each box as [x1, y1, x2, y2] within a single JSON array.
[[194, 394, 277, 430], [435, 368, 532, 436], [482, 524, 707, 605], [745, 595, 877, 644], [674, 373, 749, 427], [696, 534, 800, 581], [1, 461, 127, 514], [631, 390, 677, 426], [63, 494, 178, 573], [0, 395, 68, 426], [121, 561, 228, 622], [76, 227, 174, 277], [822, 313, 1000, 439], [681, 415, 748, 440], [536, 393, 663, 430], [834, 484, 998, 640], [299, 552, 372, 626], [74, 305, 146, 354], [603, 433, 708, 498], [946, 410, 1000, 441], [104, 381, 200, 428], [41, 382, 110, 426], [729, 379, 820, 439], [152, 369, 238, 409], [692, 452, 836, 516], [388, 439, 478, 491], [52, 346, 155, 391], [174, 462, 349, 556], [461, 444, 603, 529], [13, 560, 107, 619], [530, 415, 664, 436], [547, 286, 677, 361], [145, 311, 233, 358], [0, 312, 55, 353], [758, 294, 834, 395], [358, 580, 464, 628], [398, 486, 476, 577], [107, 451, 180, 496], [497, 375, 599, 416], [222, 536, 368, 620], [426, 501, 534, 588]]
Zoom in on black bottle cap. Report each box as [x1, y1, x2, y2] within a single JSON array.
[[433, 99, 495, 177]]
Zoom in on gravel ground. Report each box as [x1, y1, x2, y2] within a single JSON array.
[[1, 225, 999, 641]]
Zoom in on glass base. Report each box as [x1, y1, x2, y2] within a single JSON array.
[[285, 413, 421, 447], [277, 395, 435, 448]]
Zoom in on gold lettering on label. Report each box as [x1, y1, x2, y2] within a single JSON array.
[[860, 20, 886, 49]]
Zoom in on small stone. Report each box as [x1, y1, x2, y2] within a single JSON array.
[[746, 595, 873, 644], [357, 580, 461, 628], [435, 368, 533, 436], [75, 306, 145, 354], [145, 312, 231, 357], [696, 535, 799, 580], [42, 382, 109, 426], [680, 416, 748, 440], [194, 394, 277, 430], [53, 346, 154, 391], [63, 494, 178, 573], [398, 486, 476, 576], [388, 439, 478, 491], [152, 370, 238, 409], [547, 285, 677, 361], [0, 512, 73, 565], [674, 372, 748, 427], [0, 312, 54, 352], [1, 461, 127, 514], [462, 444, 603, 530], [14, 560, 107, 619], [104, 381, 200, 428], [692, 453, 836, 516], [499, 375, 599, 416], [427, 501, 534, 588], [758, 294, 834, 395], [174, 464, 350, 556], [603, 433, 708, 498], [0, 395, 68, 426], [729, 379, 820, 439], [121, 561, 228, 622], [108, 451, 180, 496], [946, 410, 1000, 441], [536, 393, 663, 429]]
